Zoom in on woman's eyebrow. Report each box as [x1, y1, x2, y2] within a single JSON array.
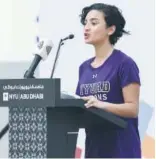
[[85, 18, 99, 22], [90, 18, 99, 21]]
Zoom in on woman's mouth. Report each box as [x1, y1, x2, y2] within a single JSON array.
[[84, 33, 90, 39]]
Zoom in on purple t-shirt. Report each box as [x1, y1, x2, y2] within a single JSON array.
[[76, 49, 141, 158]]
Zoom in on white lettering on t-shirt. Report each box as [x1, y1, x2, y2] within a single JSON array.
[[80, 81, 110, 101]]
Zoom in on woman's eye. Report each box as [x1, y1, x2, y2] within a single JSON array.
[[92, 22, 97, 25], [91, 21, 98, 25]]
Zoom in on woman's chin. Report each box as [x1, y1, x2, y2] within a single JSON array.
[[84, 40, 93, 44]]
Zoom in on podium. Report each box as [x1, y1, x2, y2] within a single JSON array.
[[0, 78, 127, 158]]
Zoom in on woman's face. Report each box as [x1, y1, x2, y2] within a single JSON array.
[[83, 10, 113, 45]]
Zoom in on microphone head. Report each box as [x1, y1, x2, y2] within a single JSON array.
[[68, 34, 74, 39], [62, 34, 75, 41], [34, 39, 53, 61]]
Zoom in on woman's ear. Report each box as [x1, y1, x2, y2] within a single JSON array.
[[108, 25, 116, 35]]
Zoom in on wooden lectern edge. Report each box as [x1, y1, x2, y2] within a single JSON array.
[[57, 98, 127, 129], [88, 108, 127, 128]]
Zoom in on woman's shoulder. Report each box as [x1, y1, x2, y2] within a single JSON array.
[[115, 49, 140, 72], [115, 49, 138, 66]]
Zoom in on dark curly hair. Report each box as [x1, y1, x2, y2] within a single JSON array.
[[80, 3, 130, 45]]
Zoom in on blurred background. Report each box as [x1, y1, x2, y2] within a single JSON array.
[[0, 0, 155, 158]]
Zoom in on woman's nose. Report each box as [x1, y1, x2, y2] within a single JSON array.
[[84, 24, 90, 32]]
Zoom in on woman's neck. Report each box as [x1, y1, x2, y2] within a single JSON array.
[[94, 41, 114, 60]]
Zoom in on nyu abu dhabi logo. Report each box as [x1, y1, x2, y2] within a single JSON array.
[[2, 93, 44, 101], [3, 92, 9, 101], [2, 84, 44, 101]]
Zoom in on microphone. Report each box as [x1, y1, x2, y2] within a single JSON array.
[[24, 39, 53, 78], [61, 34, 74, 41]]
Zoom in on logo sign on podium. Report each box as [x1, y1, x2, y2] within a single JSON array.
[[0, 79, 57, 107]]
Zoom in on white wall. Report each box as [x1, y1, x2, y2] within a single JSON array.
[[0, 0, 40, 157], [0, 0, 40, 62], [0, 0, 12, 61]]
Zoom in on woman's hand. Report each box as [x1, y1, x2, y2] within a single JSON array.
[[81, 96, 107, 109]]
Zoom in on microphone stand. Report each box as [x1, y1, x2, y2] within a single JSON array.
[[50, 39, 64, 78], [50, 34, 74, 78]]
